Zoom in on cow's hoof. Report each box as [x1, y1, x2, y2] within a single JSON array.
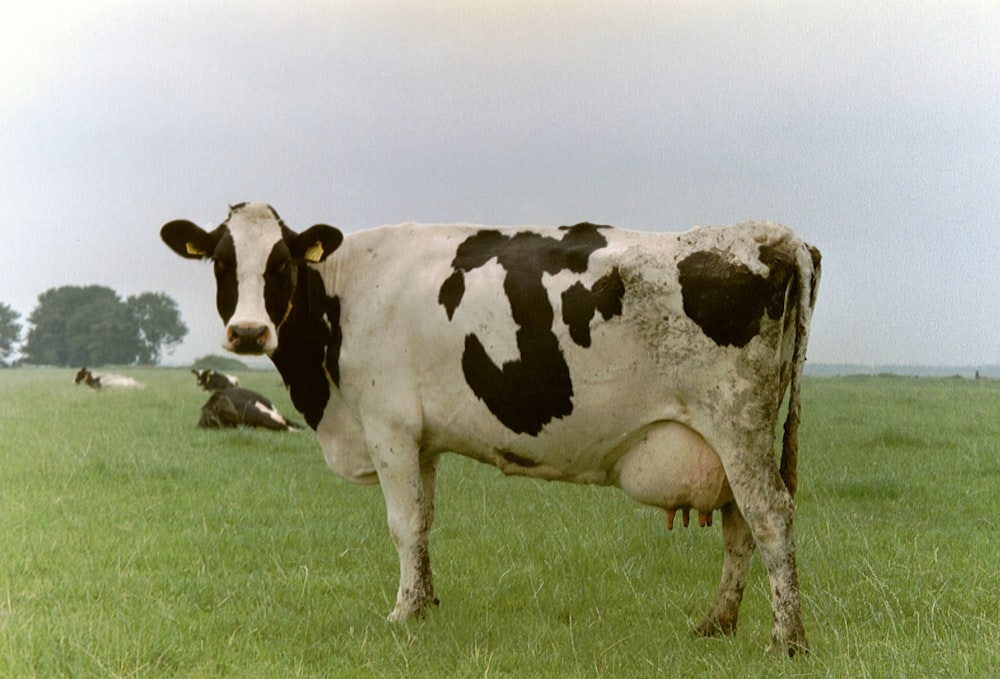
[[694, 614, 737, 637], [387, 595, 440, 622], [766, 632, 810, 658]]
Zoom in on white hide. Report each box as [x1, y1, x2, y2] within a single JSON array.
[[225, 203, 284, 353], [252, 399, 289, 428], [97, 373, 145, 389]]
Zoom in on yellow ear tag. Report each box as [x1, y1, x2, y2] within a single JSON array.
[[186, 242, 207, 256], [304, 241, 324, 263]]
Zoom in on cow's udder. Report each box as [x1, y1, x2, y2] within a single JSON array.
[[612, 421, 733, 526]]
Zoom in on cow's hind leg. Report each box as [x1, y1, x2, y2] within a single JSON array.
[[695, 501, 755, 637], [724, 446, 809, 656]]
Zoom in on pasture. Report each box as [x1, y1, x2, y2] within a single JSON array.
[[0, 368, 997, 677]]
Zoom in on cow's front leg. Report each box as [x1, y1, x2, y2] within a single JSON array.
[[695, 500, 755, 637], [375, 439, 439, 622]]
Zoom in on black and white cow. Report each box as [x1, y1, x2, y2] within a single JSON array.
[[197, 386, 301, 431], [191, 368, 240, 391], [161, 202, 820, 655], [74, 367, 145, 390]]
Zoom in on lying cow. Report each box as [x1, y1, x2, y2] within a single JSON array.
[[74, 367, 145, 390], [197, 386, 301, 431], [161, 202, 820, 655], [191, 368, 240, 391]]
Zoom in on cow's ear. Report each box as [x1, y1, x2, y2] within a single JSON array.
[[289, 224, 344, 263], [161, 220, 219, 260]]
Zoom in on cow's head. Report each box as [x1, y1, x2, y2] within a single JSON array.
[[161, 202, 343, 355]]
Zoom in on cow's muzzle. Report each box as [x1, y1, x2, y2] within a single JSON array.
[[227, 323, 270, 354]]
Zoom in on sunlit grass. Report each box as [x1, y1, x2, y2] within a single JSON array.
[[1, 369, 998, 676]]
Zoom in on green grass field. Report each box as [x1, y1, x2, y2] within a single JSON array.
[[1, 368, 997, 677]]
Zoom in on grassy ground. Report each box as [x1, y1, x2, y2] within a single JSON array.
[[0, 368, 997, 677]]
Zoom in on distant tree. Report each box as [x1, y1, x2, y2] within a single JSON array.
[[0, 303, 22, 366], [22, 286, 188, 366], [191, 354, 248, 371], [23, 286, 120, 366], [126, 292, 187, 364]]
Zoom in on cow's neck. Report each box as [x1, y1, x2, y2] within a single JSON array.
[[270, 263, 341, 430]]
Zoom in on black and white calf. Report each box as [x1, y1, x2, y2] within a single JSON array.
[[74, 367, 145, 390], [197, 386, 301, 431], [191, 368, 240, 391], [162, 202, 820, 655]]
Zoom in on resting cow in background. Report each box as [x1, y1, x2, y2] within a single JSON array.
[[191, 368, 240, 391], [197, 386, 302, 431], [162, 202, 820, 656], [74, 367, 145, 390]]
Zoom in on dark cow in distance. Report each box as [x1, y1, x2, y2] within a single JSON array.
[[161, 202, 820, 656], [191, 368, 240, 391], [197, 386, 302, 431], [74, 367, 144, 390]]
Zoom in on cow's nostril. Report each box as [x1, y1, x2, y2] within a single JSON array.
[[227, 324, 270, 353]]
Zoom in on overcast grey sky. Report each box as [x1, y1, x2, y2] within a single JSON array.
[[2, 1, 998, 367]]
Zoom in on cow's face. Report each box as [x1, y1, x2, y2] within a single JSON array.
[[161, 202, 343, 355]]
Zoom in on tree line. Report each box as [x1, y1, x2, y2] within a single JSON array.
[[0, 286, 187, 367]]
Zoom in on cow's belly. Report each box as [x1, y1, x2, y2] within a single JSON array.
[[434, 414, 733, 518]]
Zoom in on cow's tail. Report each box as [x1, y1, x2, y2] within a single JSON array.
[[779, 239, 821, 499]]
